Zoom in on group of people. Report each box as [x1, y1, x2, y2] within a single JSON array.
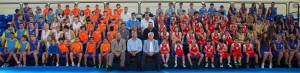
[[0, 1, 299, 71]]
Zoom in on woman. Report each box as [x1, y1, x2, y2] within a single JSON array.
[[41, 24, 51, 42], [259, 3, 267, 15], [249, 3, 257, 15], [227, 3, 237, 21], [260, 33, 273, 68], [57, 10, 66, 22], [72, 17, 82, 35], [239, 3, 247, 16], [79, 11, 86, 24], [287, 34, 299, 68], [272, 35, 288, 67], [130, 24, 143, 39], [285, 25, 299, 39], [50, 17, 60, 30], [51, 26, 63, 41], [265, 9, 274, 23]]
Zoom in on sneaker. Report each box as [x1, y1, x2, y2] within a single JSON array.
[[1, 63, 7, 67], [211, 63, 215, 68], [288, 64, 292, 68], [98, 64, 101, 68], [35, 64, 38, 66], [174, 63, 177, 68], [56, 63, 59, 66], [77, 64, 80, 67], [205, 63, 208, 68], [227, 64, 232, 67], [235, 63, 238, 67], [238, 62, 242, 67], [182, 64, 186, 68], [269, 64, 272, 68], [71, 62, 75, 66], [163, 64, 169, 68], [261, 63, 265, 68], [220, 64, 223, 68], [66, 63, 69, 67]]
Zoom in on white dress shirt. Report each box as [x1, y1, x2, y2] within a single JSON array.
[[121, 12, 131, 22], [141, 18, 154, 29]]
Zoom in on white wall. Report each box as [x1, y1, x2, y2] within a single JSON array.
[[0, 0, 299, 16]]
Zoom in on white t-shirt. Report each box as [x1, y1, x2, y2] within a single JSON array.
[[141, 18, 154, 29], [41, 30, 51, 40], [72, 22, 82, 29]]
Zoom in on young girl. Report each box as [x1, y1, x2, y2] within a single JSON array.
[[204, 40, 215, 68], [187, 39, 203, 68], [243, 39, 259, 68], [231, 38, 242, 67], [198, 27, 206, 50], [84, 38, 97, 67], [206, 18, 215, 34], [193, 19, 202, 36], [272, 35, 288, 67], [85, 20, 94, 36], [217, 40, 232, 68], [211, 28, 220, 47], [97, 18, 107, 33], [98, 38, 110, 68], [72, 17, 82, 35], [230, 20, 238, 35], [287, 35, 298, 68], [182, 20, 191, 35], [158, 20, 166, 34], [223, 30, 233, 46], [174, 41, 186, 68], [93, 27, 102, 43], [160, 39, 170, 68], [260, 33, 273, 68], [172, 27, 182, 49], [186, 29, 195, 45]]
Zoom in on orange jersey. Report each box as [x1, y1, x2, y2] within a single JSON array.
[[98, 24, 107, 32], [101, 15, 109, 23], [90, 15, 98, 22], [110, 23, 118, 31], [71, 42, 83, 52], [101, 43, 110, 52], [104, 8, 112, 16], [43, 9, 48, 16], [64, 9, 71, 16], [87, 42, 96, 53], [111, 15, 120, 21], [116, 8, 123, 15], [58, 42, 69, 52], [93, 31, 102, 41], [86, 24, 94, 31], [94, 8, 101, 15], [107, 31, 116, 41], [78, 31, 88, 42], [72, 8, 80, 16], [84, 9, 91, 16]]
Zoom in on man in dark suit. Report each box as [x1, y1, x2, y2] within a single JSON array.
[[142, 22, 159, 40]]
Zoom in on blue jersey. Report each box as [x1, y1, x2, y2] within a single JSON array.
[[14, 20, 24, 30], [29, 40, 39, 51], [36, 22, 45, 29], [19, 41, 29, 51], [199, 8, 207, 16], [28, 28, 37, 36], [208, 8, 217, 15], [256, 14, 264, 22], [249, 8, 257, 14], [273, 41, 284, 51], [288, 41, 298, 50], [48, 45, 59, 54], [270, 7, 277, 16], [166, 8, 174, 18]]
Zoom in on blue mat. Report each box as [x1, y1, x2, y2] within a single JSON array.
[[0, 66, 299, 73]]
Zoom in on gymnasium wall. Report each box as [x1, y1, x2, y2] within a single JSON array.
[[0, 0, 299, 16]]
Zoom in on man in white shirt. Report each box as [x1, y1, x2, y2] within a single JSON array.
[[121, 7, 131, 22], [141, 13, 154, 32]]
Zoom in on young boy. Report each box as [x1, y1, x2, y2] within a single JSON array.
[[174, 41, 186, 68], [160, 39, 170, 68], [46, 39, 59, 66], [98, 38, 110, 68], [231, 38, 242, 67], [27, 35, 40, 66], [243, 39, 259, 68], [15, 35, 29, 66], [70, 38, 83, 67], [1, 32, 19, 67], [58, 38, 69, 66], [187, 39, 204, 68], [84, 38, 96, 67], [217, 40, 232, 68], [204, 40, 215, 68]]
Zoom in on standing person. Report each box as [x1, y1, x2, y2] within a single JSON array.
[[126, 31, 142, 70], [188, 3, 196, 16], [156, 3, 163, 16], [177, 2, 184, 16], [107, 32, 126, 71], [165, 2, 175, 18], [269, 2, 277, 17], [199, 3, 207, 17], [121, 7, 131, 22], [208, 3, 217, 15], [141, 32, 161, 71]]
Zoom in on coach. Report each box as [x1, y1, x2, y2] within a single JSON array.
[[141, 32, 161, 71], [126, 31, 143, 71], [107, 32, 126, 71]]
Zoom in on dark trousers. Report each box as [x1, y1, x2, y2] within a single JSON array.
[[141, 52, 161, 69], [125, 52, 141, 69]]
